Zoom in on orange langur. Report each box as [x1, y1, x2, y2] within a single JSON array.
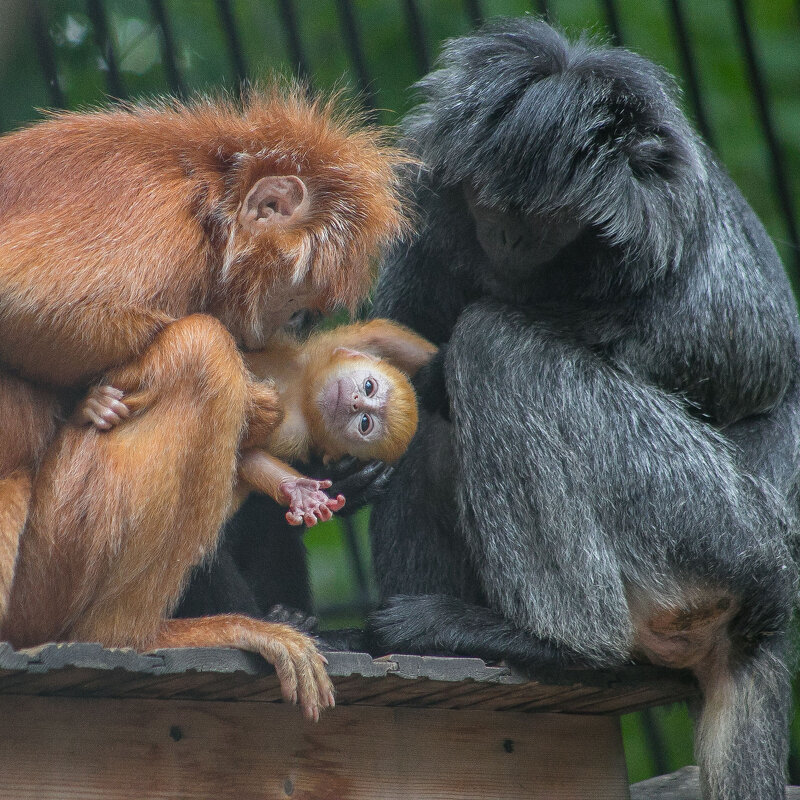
[[81, 319, 437, 528], [0, 87, 408, 720]]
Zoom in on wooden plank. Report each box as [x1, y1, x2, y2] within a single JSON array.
[[345, 675, 455, 706], [375, 677, 529, 709], [77, 670, 223, 700], [484, 685, 608, 713], [0, 666, 115, 696], [564, 686, 695, 715], [0, 694, 631, 800]]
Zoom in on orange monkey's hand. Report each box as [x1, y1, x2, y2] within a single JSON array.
[[75, 384, 131, 430], [280, 478, 346, 527]]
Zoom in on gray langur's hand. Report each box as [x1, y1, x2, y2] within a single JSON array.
[[325, 457, 395, 513]]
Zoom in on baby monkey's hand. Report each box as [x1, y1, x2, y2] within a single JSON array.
[[75, 385, 130, 430], [280, 478, 345, 527]]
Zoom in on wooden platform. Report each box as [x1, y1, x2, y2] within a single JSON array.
[[0, 641, 699, 800]]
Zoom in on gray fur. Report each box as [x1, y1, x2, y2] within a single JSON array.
[[370, 18, 800, 800]]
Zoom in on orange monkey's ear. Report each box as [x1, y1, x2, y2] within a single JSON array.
[[239, 175, 309, 234]]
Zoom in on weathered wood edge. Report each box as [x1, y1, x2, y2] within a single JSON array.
[[0, 640, 698, 710], [1, 640, 697, 688]]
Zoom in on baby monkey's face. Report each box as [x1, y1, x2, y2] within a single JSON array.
[[317, 359, 392, 454]]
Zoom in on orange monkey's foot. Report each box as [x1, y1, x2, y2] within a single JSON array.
[[280, 477, 346, 527], [153, 615, 335, 721], [75, 384, 131, 431]]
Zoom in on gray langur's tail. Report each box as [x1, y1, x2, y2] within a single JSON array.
[[695, 636, 790, 800]]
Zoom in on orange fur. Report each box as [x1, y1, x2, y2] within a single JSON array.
[[0, 86, 409, 719]]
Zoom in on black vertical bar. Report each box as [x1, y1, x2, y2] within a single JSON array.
[[334, 0, 378, 113], [86, 0, 127, 99], [788, 731, 800, 787], [30, 0, 66, 108], [731, 0, 800, 278], [601, 0, 624, 45], [639, 709, 670, 777], [532, 0, 549, 18], [341, 518, 372, 613], [665, 0, 716, 149], [148, 0, 186, 98], [402, 0, 430, 76], [463, 0, 483, 28], [215, 0, 248, 91], [276, 0, 312, 85]]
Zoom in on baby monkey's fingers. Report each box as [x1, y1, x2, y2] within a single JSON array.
[[326, 494, 346, 513], [316, 504, 334, 523], [285, 510, 304, 526], [77, 385, 131, 431]]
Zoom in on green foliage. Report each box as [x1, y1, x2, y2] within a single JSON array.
[[1, 0, 798, 785]]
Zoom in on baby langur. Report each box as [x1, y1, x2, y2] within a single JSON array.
[[239, 319, 437, 526], [79, 319, 437, 527]]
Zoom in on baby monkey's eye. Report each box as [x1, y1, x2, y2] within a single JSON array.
[[364, 378, 376, 396], [359, 413, 373, 435]]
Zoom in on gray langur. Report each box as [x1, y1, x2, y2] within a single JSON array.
[[368, 19, 800, 800]]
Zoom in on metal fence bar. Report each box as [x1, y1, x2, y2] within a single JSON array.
[[639, 708, 670, 777], [148, 0, 186, 98], [276, 0, 312, 84], [600, 0, 624, 45], [463, 0, 484, 28], [215, 0, 248, 92], [402, 0, 431, 76], [665, 0, 716, 149], [86, 0, 127, 100], [731, 0, 800, 279], [340, 517, 373, 614], [30, 0, 66, 108], [532, 0, 550, 18], [334, 0, 378, 113], [788, 729, 800, 785]]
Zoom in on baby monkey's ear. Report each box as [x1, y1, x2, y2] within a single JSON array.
[[239, 175, 309, 233]]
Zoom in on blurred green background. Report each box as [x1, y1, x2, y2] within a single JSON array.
[[1, 0, 798, 785]]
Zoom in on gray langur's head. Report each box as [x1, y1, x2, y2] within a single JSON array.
[[403, 17, 708, 283]]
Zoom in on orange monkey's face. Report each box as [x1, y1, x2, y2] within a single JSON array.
[[224, 173, 334, 350], [210, 89, 410, 354]]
